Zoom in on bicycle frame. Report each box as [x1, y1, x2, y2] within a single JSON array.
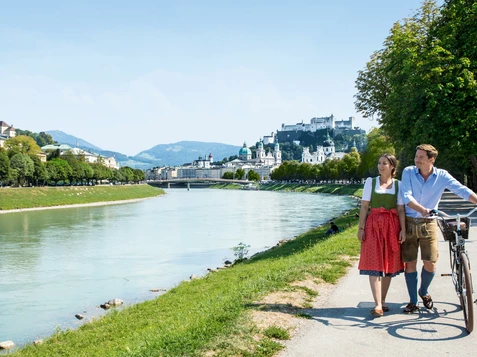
[[432, 207, 477, 333]]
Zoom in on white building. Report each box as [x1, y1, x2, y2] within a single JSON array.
[[281, 115, 355, 133], [302, 133, 346, 164], [41, 144, 119, 169], [0, 121, 16, 148]]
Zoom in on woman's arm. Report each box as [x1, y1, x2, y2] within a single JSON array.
[[397, 204, 406, 243], [357, 200, 370, 242]]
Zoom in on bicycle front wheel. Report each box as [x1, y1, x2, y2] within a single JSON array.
[[459, 253, 474, 333]]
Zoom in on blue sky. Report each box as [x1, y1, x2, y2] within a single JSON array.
[[0, 0, 443, 156]]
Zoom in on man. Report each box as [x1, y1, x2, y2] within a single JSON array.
[[325, 221, 340, 236], [400, 144, 477, 313]]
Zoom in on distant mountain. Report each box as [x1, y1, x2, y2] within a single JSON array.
[[45, 130, 102, 151], [135, 141, 241, 166], [45, 131, 241, 169]]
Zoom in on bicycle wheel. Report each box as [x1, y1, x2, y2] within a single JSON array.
[[459, 253, 474, 333]]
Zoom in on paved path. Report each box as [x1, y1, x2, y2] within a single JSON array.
[[278, 212, 477, 356]]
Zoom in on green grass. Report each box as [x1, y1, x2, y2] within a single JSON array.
[[211, 181, 363, 198], [0, 184, 164, 211], [13, 201, 362, 357]]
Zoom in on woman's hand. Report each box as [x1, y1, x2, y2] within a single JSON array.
[[399, 229, 406, 244], [357, 229, 365, 242]]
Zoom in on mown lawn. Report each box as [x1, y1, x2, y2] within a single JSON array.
[[0, 184, 164, 211]]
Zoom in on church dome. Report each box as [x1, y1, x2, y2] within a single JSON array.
[[239, 142, 252, 156]]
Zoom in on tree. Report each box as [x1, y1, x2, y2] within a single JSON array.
[[247, 170, 260, 181], [235, 168, 246, 180], [0, 150, 11, 185], [355, 0, 477, 189], [5, 135, 42, 157], [118, 166, 134, 184], [340, 148, 361, 180], [133, 169, 145, 183], [29, 154, 49, 186], [10, 153, 35, 186], [46, 158, 72, 185], [222, 172, 234, 179], [358, 128, 395, 177]]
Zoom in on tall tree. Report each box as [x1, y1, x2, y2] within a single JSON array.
[[355, 0, 477, 189], [5, 135, 42, 157], [0, 150, 11, 185], [10, 153, 35, 186]]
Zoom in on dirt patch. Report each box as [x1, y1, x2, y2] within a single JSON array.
[[250, 278, 337, 338]]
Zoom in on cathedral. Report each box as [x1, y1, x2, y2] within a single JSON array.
[[301, 133, 345, 164]]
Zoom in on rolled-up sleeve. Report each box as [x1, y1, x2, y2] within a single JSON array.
[[400, 167, 415, 205], [443, 170, 473, 200]]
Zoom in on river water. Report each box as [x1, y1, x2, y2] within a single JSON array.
[[0, 188, 355, 348]]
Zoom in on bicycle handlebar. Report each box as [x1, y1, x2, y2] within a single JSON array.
[[430, 206, 477, 219]]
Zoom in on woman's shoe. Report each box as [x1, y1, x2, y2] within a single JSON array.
[[382, 304, 390, 312], [370, 308, 384, 317], [403, 303, 419, 314]]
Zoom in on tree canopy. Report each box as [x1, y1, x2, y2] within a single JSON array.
[[355, 0, 477, 188]]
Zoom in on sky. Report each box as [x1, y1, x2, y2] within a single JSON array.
[[0, 0, 443, 156]]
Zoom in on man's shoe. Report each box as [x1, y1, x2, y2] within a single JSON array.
[[419, 292, 434, 309], [403, 303, 419, 314]]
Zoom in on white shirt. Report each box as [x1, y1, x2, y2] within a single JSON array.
[[362, 177, 403, 205]]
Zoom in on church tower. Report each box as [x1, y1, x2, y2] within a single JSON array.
[[274, 142, 282, 164]]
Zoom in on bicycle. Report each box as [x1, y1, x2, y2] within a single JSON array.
[[431, 207, 477, 333]]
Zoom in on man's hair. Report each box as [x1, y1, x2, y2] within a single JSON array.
[[380, 153, 398, 177], [416, 144, 438, 159]]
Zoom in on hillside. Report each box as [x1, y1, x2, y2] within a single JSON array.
[[45, 131, 240, 168], [135, 141, 241, 166]]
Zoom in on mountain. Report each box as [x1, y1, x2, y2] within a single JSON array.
[[45, 131, 241, 169], [135, 141, 241, 167], [45, 130, 102, 151]]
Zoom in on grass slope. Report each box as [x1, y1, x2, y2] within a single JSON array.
[[12, 184, 362, 356], [0, 184, 164, 211]]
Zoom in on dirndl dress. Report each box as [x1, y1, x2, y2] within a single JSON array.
[[358, 178, 404, 277]]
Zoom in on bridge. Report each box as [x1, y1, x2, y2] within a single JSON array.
[[148, 178, 252, 189]]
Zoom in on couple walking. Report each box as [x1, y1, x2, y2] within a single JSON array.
[[357, 144, 477, 317]]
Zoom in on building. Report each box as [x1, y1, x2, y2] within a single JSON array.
[[0, 121, 16, 148], [165, 140, 283, 181], [41, 144, 119, 169], [302, 133, 346, 165]]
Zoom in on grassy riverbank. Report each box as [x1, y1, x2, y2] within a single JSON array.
[[0, 184, 164, 211], [11, 184, 362, 357], [212, 182, 363, 197]]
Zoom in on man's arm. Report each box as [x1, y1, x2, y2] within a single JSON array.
[[469, 192, 477, 204], [406, 198, 431, 217]]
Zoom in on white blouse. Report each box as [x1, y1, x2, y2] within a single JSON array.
[[362, 177, 403, 205]]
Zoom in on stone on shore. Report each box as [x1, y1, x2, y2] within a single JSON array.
[[108, 298, 124, 306], [75, 314, 85, 320], [0, 340, 15, 350]]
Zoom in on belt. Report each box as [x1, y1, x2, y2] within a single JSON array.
[[406, 217, 436, 224]]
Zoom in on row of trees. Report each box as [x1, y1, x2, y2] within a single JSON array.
[[355, 0, 477, 189], [0, 136, 145, 187]]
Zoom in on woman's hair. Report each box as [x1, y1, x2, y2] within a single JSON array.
[[379, 153, 398, 177]]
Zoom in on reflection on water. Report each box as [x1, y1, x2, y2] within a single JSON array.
[[0, 188, 355, 347]]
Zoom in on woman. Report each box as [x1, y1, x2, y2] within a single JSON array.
[[357, 153, 406, 317]]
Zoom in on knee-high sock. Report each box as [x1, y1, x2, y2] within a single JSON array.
[[405, 271, 418, 304], [419, 267, 435, 296]]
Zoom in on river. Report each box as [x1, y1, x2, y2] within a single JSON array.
[[0, 188, 356, 348]]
